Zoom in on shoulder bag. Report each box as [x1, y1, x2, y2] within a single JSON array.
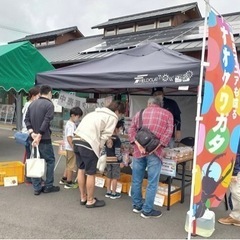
[[135, 109, 161, 154]]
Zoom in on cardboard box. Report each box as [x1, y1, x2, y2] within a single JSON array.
[[141, 181, 181, 207], [118, 173, 131, 193], [158, 183, 181, 206]]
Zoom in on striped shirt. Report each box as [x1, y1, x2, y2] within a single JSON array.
[[128, 104, 173, 159]]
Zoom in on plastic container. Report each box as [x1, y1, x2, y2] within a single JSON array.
[[0, 161, 25, 185], [185, 209, 215, 238]]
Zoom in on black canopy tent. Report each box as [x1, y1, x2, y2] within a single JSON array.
[[36, 42, 201, 94]]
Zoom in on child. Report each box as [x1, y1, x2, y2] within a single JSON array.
[[104, 120, 126, 199], [59, 107, 83, 189]]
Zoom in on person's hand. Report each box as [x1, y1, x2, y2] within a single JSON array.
[[175, 131, 181, 142], [135, 140, 146, 155], [31, 133, 42, 147], [231, 176, 237, 182], [106, 138, 113, 148], [120, 163, 124, 168], [148, 143, 162, 155]]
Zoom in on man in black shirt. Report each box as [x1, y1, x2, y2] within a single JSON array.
[[152, 87, 181, 148], [25, 85, 60, 195]]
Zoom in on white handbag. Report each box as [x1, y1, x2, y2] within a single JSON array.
[[26, 146, 46, 178], [97, 154, 107, 173]]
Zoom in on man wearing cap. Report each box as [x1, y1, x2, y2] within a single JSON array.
[[152, 87, 181, 148]]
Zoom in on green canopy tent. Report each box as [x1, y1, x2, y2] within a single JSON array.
[[0, 41, 54, 130]]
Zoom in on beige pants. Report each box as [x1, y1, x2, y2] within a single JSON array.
[[229, 172, 240, 221], [66, 150, 77, 171]]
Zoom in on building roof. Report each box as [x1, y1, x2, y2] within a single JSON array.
[[92, 2, 201, 29], [9, 26, 83, 43], [36, 12, 240, 65]]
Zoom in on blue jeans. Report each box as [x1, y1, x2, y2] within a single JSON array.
[[32, 143, 55, 191], [131, 154, 162, 213]]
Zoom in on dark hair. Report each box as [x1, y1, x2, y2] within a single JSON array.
[[27, 86, 40, 101], [152, 87, 164, 95], [116, 119, 124, 129], [70, 107, 83, 117], [40, 85, 52, 95], [107, 100, 126, 114]]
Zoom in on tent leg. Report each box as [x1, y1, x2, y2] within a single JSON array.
[[15, 92, 23, 131]]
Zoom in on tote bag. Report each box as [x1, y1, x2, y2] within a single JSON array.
[[26, 146, 46, 178]]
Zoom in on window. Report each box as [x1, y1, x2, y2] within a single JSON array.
[[105, 28, 116, 36], [137, 21, 156, 31], [117, 25, 134, 34], [158, 19, 171, 28]]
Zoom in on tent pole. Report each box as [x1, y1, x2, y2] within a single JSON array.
[[187, 0, 210, 239], [15, 92, 23, 131]]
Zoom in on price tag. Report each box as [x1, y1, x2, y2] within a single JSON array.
[[4, 176, 18, 187], [161, 158, 177, 177], [116, 182, 122, 193], [95, 177, 105, 188]]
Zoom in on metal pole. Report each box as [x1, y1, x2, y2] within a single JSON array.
[[15, 92, 23, 131], [187, 0, 210, 239]]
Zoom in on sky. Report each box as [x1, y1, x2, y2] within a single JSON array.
[[0, 0, 239, 44]]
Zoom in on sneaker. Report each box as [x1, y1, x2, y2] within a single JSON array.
[[110, 192, 121, 199], [59, 178, 67, 185], [43, 186, 60, 193], [218, 216, 240, 226], [141, 209, 162, 219], [34, 188, 42, 196], [133, 206, 142, 213], [64, 182, 78, 189], [105, 192, 112, 198]]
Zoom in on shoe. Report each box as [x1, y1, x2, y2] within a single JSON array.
[[218, 216, 240, 226], [59, 178, 67, 185], [34, 188, 42, 196], [110, 192, 121, 199], [105, 192, 112, 198], [141, 209, 162, 219], [80, 200, 87, 205], [86, 198, 105, 208], [43, 186, 60, 193], [64, 182, 78, 189], [133, 206, 142, 213]]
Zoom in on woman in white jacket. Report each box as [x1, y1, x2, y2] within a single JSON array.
[[74, 100, 125, 208]]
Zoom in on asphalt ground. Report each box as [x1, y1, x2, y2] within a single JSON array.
[[0, 124, 239, 239]]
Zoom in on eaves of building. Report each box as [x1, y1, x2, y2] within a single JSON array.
[[37, 13, 240, 66]]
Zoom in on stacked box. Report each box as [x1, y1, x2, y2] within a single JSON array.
[[141, 180, 181, 206], [157, 183, 181, 206], [0, 161, 24, 185], [118, 173, 132, 193]]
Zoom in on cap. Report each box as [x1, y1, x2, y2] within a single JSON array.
[[151, 87, 164, 95]]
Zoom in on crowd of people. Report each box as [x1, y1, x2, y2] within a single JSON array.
[[20, 84, 240, 224]]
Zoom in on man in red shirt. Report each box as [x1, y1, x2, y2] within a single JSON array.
[[128, 96, 173, 218]]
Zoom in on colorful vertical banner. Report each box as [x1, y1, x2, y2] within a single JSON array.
[[193, 10, 240, 220]]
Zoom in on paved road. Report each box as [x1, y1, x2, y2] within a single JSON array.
[[0, 127, 238, 239]]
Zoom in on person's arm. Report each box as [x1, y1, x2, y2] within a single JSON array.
[[115, 137, 123, 162], [174, 102, 181, 141], [127, 112, 139, 144], [128, 112, 146, 154], [99, 117, 118, 149], [24, 107, 34, 134], [67, 136, 73, 149], [38, 103, 54, 135], [160, 111, 174, 147]]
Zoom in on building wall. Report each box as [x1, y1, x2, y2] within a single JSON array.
[[55, 32, 80, 45]]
